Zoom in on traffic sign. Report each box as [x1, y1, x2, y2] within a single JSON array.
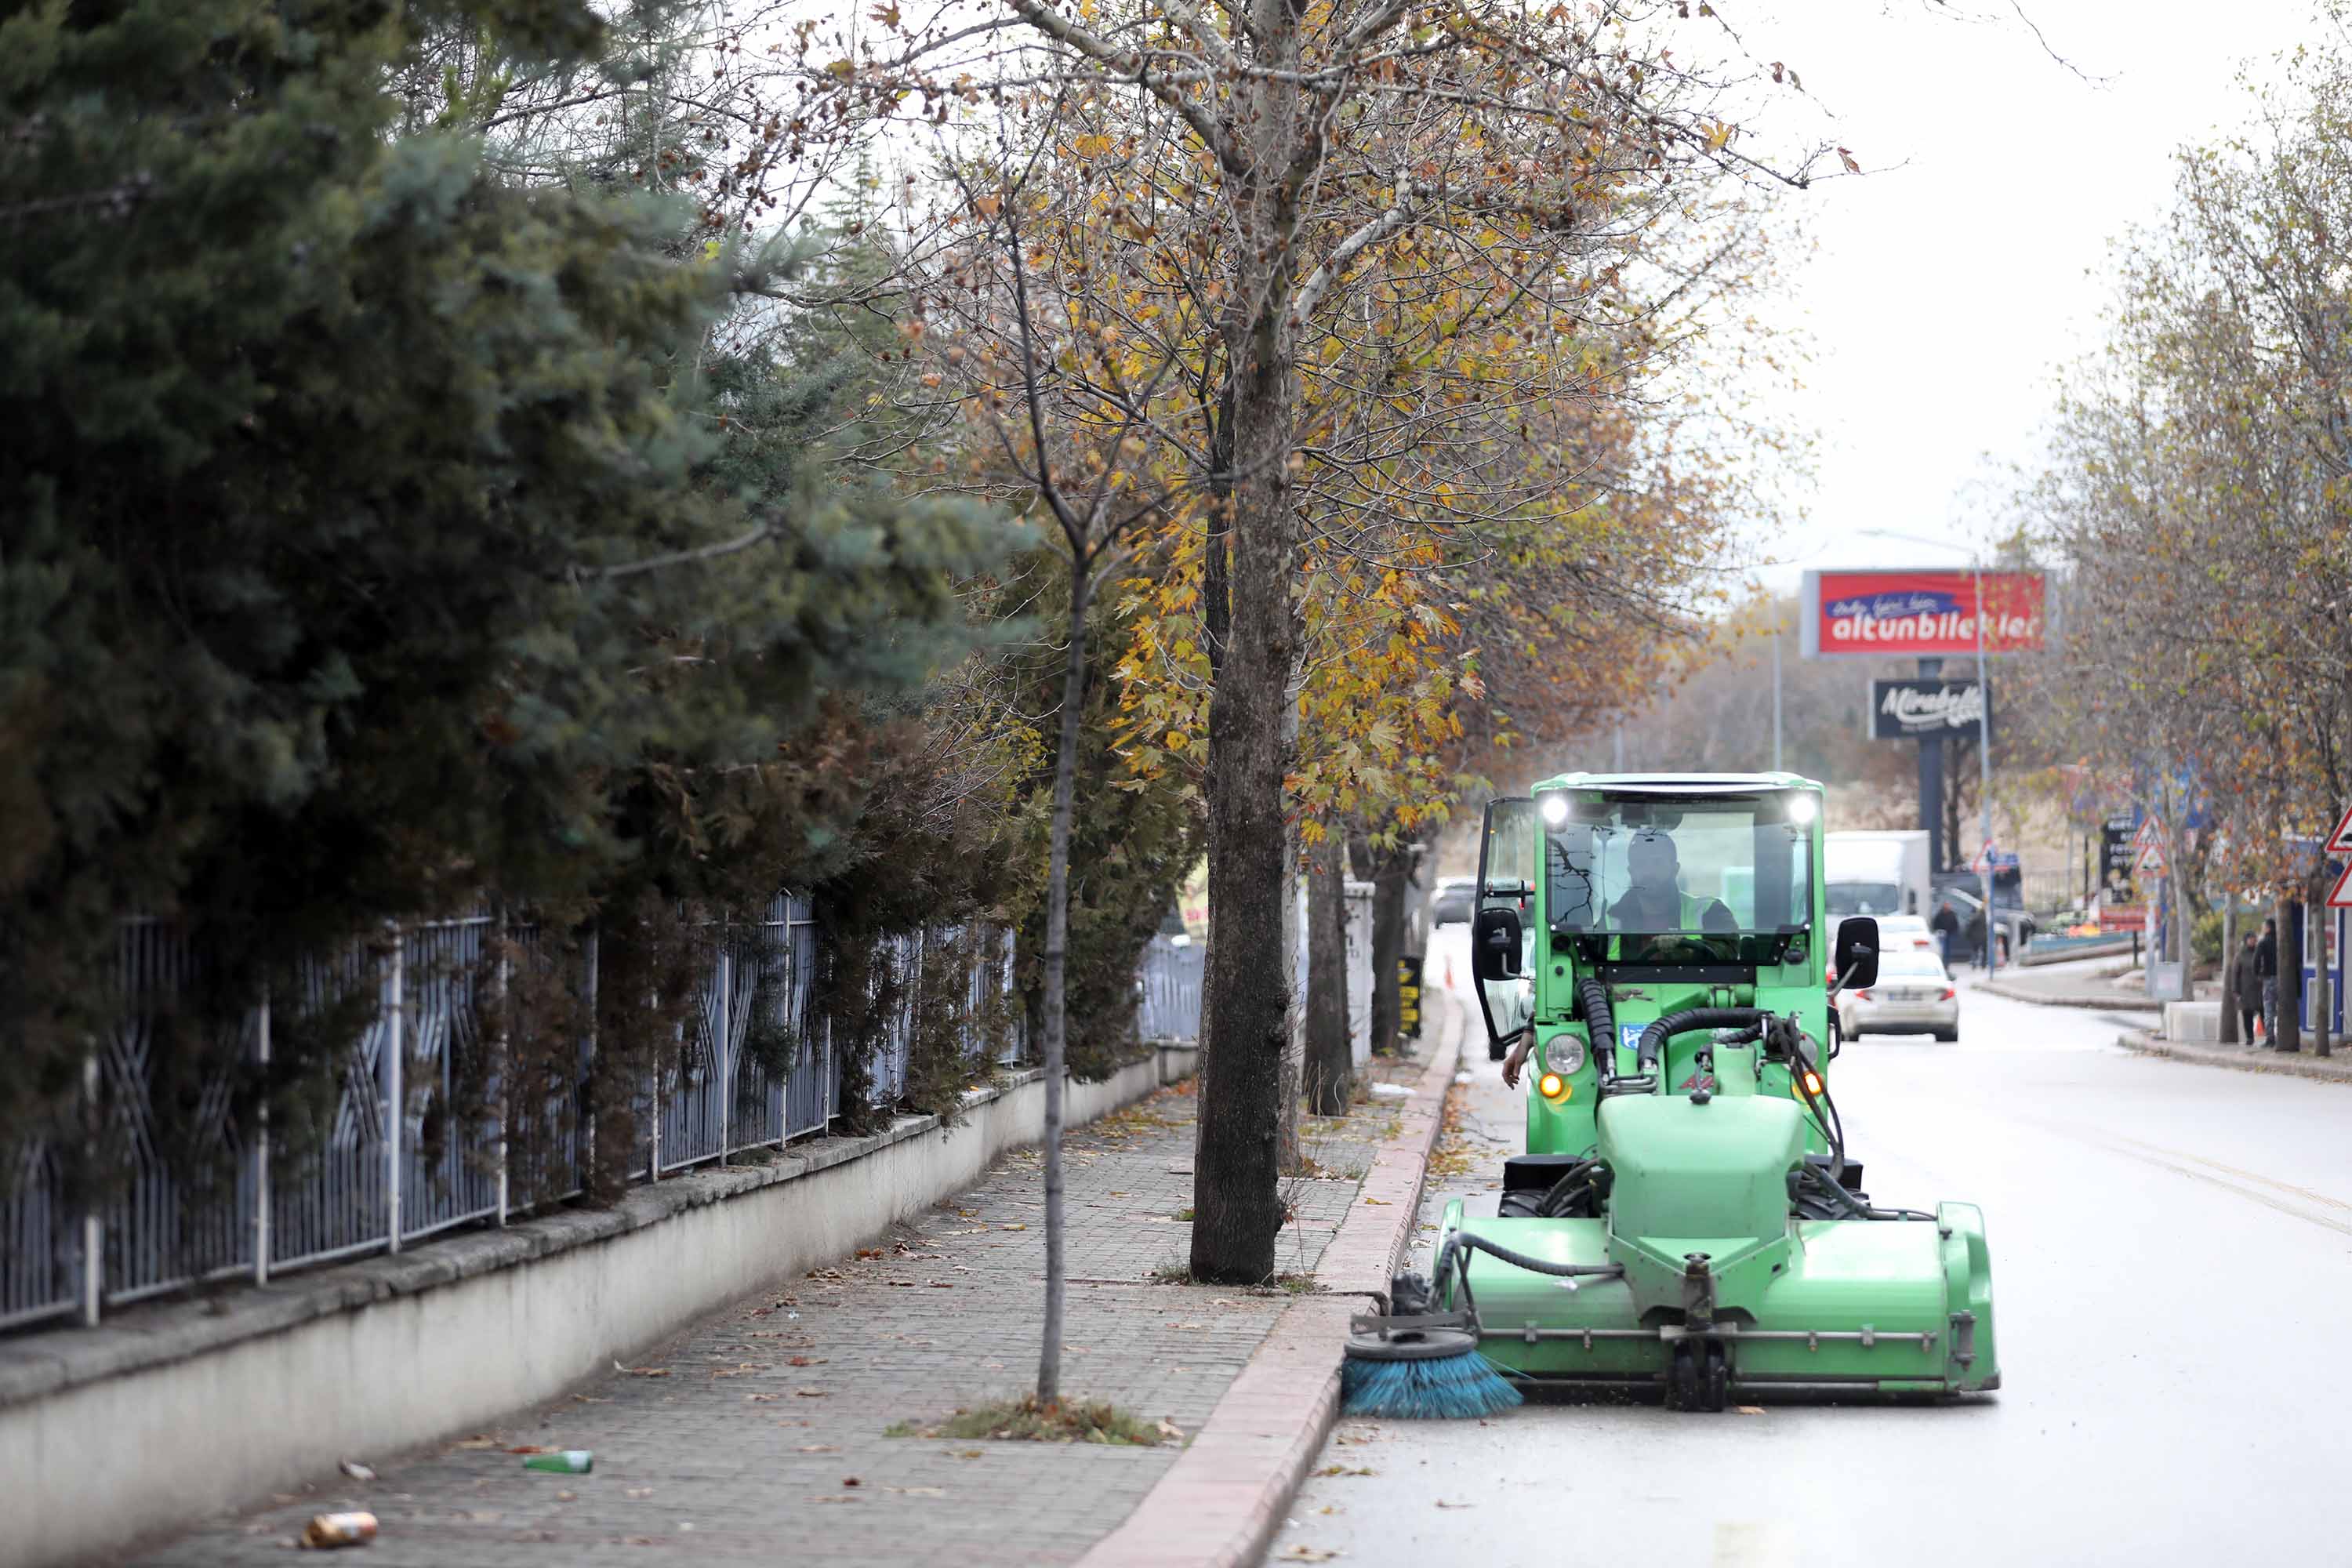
[[1968, 842, 2020, 874], [2330, 862, 2352, 909], [2134, 815, 2165, 854], [2137, 838, 2168, 876], [2328, 804, 2352, 856]]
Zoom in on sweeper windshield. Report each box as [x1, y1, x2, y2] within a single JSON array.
[[1541, 794, 1813, 937]]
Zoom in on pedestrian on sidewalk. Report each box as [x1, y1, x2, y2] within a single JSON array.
[[2258, 918, 2282, 1048], [2230, 931, 2263, 1046], [1931, 902, 1962, 970]]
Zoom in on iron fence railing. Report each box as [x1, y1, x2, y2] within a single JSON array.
[[0, 896, 1026, 1334]]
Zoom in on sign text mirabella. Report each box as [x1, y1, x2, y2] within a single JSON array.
[[1798, 568, 2048, 660]]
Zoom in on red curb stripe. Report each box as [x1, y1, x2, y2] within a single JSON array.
[[1075, 996, 1468, 1568]]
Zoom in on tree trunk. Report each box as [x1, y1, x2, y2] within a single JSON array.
[[2274, 892, 2303, 1053], [2172, 858, 2193, 997], [1036, 571, 1091, 1403], [1367, 839, 1410, 1057], [1278, 822, 1304, 1171], [2219, 902, 2238, 1043], [1190, 223, 1304, 1283], [1305, 832, 1352, 1116]]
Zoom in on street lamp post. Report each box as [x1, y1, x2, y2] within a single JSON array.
[[1861, 529, 2000, 977], [1969, 559, 1994, 975]]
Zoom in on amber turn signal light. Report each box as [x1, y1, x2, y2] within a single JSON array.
[[1537, 1072, 1568, 1101]]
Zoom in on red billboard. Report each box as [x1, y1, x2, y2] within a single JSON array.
[[1799, 568, 2045, 659]]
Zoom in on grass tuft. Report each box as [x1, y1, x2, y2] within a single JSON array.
[[889, 1395, 1171, 1446]]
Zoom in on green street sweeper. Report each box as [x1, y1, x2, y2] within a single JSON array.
[[1343, 773, 2000, 1415]]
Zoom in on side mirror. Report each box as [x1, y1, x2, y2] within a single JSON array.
[[1472, 906, 1524, 982], [1834, 916, 1880, 992]]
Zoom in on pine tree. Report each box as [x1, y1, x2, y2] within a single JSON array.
[[0, 0, 1004, 1142]]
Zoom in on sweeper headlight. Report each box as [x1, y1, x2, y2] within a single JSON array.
[[1545, 1035, 1586, 1075], [1785, 793, 1818, 826], [1537, 790, 1570, 827]]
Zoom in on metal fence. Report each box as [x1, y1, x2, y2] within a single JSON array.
[[0, 897, 1023, 1334], [1137, 935, 1205, 1044]]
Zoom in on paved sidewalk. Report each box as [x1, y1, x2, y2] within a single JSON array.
[[1978, 955, 2163, 1012], [136, 1058, 1436, 1567], [2118, 1029, 2352, 1084]]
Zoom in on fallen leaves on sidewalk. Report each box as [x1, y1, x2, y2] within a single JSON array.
[[1311, 1465, 1375, 1478], [452, 1436, 502, 1450], [1279, 1548, 1341, 1563], [1435, 1500, 1473, 1508], [615, 1362, 671, 1377], [1735, 1405, 1766, 1416]]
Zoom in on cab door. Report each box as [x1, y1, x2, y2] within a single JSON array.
[[1471, 797, 1537, 1058]]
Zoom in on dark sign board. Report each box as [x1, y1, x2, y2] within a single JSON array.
[[1868, 678, 1989, 741], [1397, 955, 1424, 1040], [2100, 813, 2138, 897]]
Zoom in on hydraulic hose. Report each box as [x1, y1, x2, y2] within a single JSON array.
[[1635, 1007, 1767, 1073], [1435, 1228, 1626, 1316], [1791, 1162, 1934, 1223], [1577, 976, 1617, 1076]]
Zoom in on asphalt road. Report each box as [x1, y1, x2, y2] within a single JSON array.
[[1272, 938, 2352, 1568]]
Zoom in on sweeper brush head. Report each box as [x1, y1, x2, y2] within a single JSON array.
[[1341, 1326, 1523, 1419]]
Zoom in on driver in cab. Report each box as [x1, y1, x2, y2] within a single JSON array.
[[1503, 826, 1736, 1089], [1610, 828, 1736, 936]]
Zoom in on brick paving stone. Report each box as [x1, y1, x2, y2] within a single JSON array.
[[133, 1061, 1432, 1567]]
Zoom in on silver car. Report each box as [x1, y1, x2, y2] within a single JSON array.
[[1837, 949, 1959, 1042], [1431, 877, 1479, 926]]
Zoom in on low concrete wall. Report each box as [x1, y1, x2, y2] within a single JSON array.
[[2165, 1000, 2223, 1042], [0, 1047, 1195, 1568]]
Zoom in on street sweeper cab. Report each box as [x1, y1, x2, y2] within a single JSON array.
[[1342, 773, 1999, 1416]]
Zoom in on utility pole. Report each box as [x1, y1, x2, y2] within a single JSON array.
[[1771, 620, 1783, 773]]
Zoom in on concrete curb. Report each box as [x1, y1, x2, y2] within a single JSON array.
[[1981, 979, 2161, 1013], [2117, 1029, 2352, 1083], [1074, 996, 1466, 1568]]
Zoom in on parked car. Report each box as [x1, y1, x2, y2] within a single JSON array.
[[1432, 877, 1479, 926], [1837, 949, 1959, 1041]]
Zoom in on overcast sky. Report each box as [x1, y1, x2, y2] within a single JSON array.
[[1733, 0, 2322, 592]]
